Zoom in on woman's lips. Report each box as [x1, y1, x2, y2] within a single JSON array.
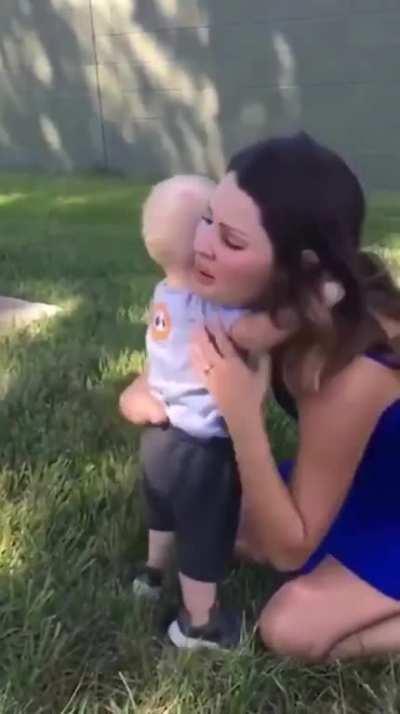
[[194, 265, 215, 285]]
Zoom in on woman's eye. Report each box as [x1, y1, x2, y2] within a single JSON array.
[[222, 234, 244, 251], [202, 215, 213, 225]]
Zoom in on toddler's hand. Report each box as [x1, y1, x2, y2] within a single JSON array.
[[146, 395, 169, 425], [119, 378, 168, 426]]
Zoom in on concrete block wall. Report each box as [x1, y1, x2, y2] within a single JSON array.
[[0, 0, 399, 189]]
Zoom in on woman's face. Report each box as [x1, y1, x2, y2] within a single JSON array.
[[192, 172, 274, 307]]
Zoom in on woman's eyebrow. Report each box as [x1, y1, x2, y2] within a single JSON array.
[[220, 221, 248, 239]]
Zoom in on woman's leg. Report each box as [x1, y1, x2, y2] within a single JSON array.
[[259, 556, 400, 661], [328, 613, 400, 660]]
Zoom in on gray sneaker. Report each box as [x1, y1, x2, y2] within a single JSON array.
[[167, 605, 242, 650], [132, 565, 163, 601]]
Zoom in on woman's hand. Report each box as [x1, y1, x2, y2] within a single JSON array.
[[191, 323, 271, 425]]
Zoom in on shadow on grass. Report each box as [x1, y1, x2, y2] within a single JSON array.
[[0, 175, 159, 709], [0, 311, 156, 711]]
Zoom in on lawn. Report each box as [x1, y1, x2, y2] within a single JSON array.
[[0, 173, 399, 713]]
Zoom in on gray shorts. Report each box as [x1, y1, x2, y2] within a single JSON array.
[[139, 424, 241, 583]]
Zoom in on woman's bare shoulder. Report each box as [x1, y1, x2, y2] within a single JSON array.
[[298, 353, 400, 423]]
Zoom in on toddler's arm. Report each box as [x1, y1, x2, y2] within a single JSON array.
[[230, 310, 298, 354], [230, 275, 344, 353]]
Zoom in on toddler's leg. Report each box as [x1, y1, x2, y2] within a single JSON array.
[[179, 573, 216, 627], [167, 437, 242, 648], [147, 529, 175, 571], [132, 529, 174, 600], [133, 426, 175, 600], [168, 571, 240, 649]]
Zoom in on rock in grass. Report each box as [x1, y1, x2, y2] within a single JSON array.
[[0, 296, 63, 331]]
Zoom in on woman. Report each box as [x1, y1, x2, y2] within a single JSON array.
[[190, 132, 400, 661]]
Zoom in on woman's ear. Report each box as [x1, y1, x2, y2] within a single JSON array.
[[301, 249, 319, 267], [321, 280, 345, 307], [301, 251, 345, 307]]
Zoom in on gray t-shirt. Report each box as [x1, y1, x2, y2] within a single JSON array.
[[146, 280, 246, 438]]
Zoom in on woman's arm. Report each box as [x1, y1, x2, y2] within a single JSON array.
[[193, 327, 398, 571], [231, 358, 393, 570]]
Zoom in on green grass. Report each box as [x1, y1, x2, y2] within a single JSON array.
[[0, 173, 399, 713]]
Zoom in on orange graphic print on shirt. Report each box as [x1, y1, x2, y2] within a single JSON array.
[[150, 302, 172, 341]]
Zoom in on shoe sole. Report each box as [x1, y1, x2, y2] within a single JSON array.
[[167, 620, 224, 650]]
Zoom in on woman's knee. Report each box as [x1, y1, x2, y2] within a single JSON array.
[[259, 577, 331, 661]]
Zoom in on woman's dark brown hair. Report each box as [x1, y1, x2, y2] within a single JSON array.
[[228, 133, 400, 388]]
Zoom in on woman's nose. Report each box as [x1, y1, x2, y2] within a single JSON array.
[[194, 221, 215, 258]]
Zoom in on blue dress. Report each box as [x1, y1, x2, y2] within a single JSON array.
[[276, 351, 400, 600]]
